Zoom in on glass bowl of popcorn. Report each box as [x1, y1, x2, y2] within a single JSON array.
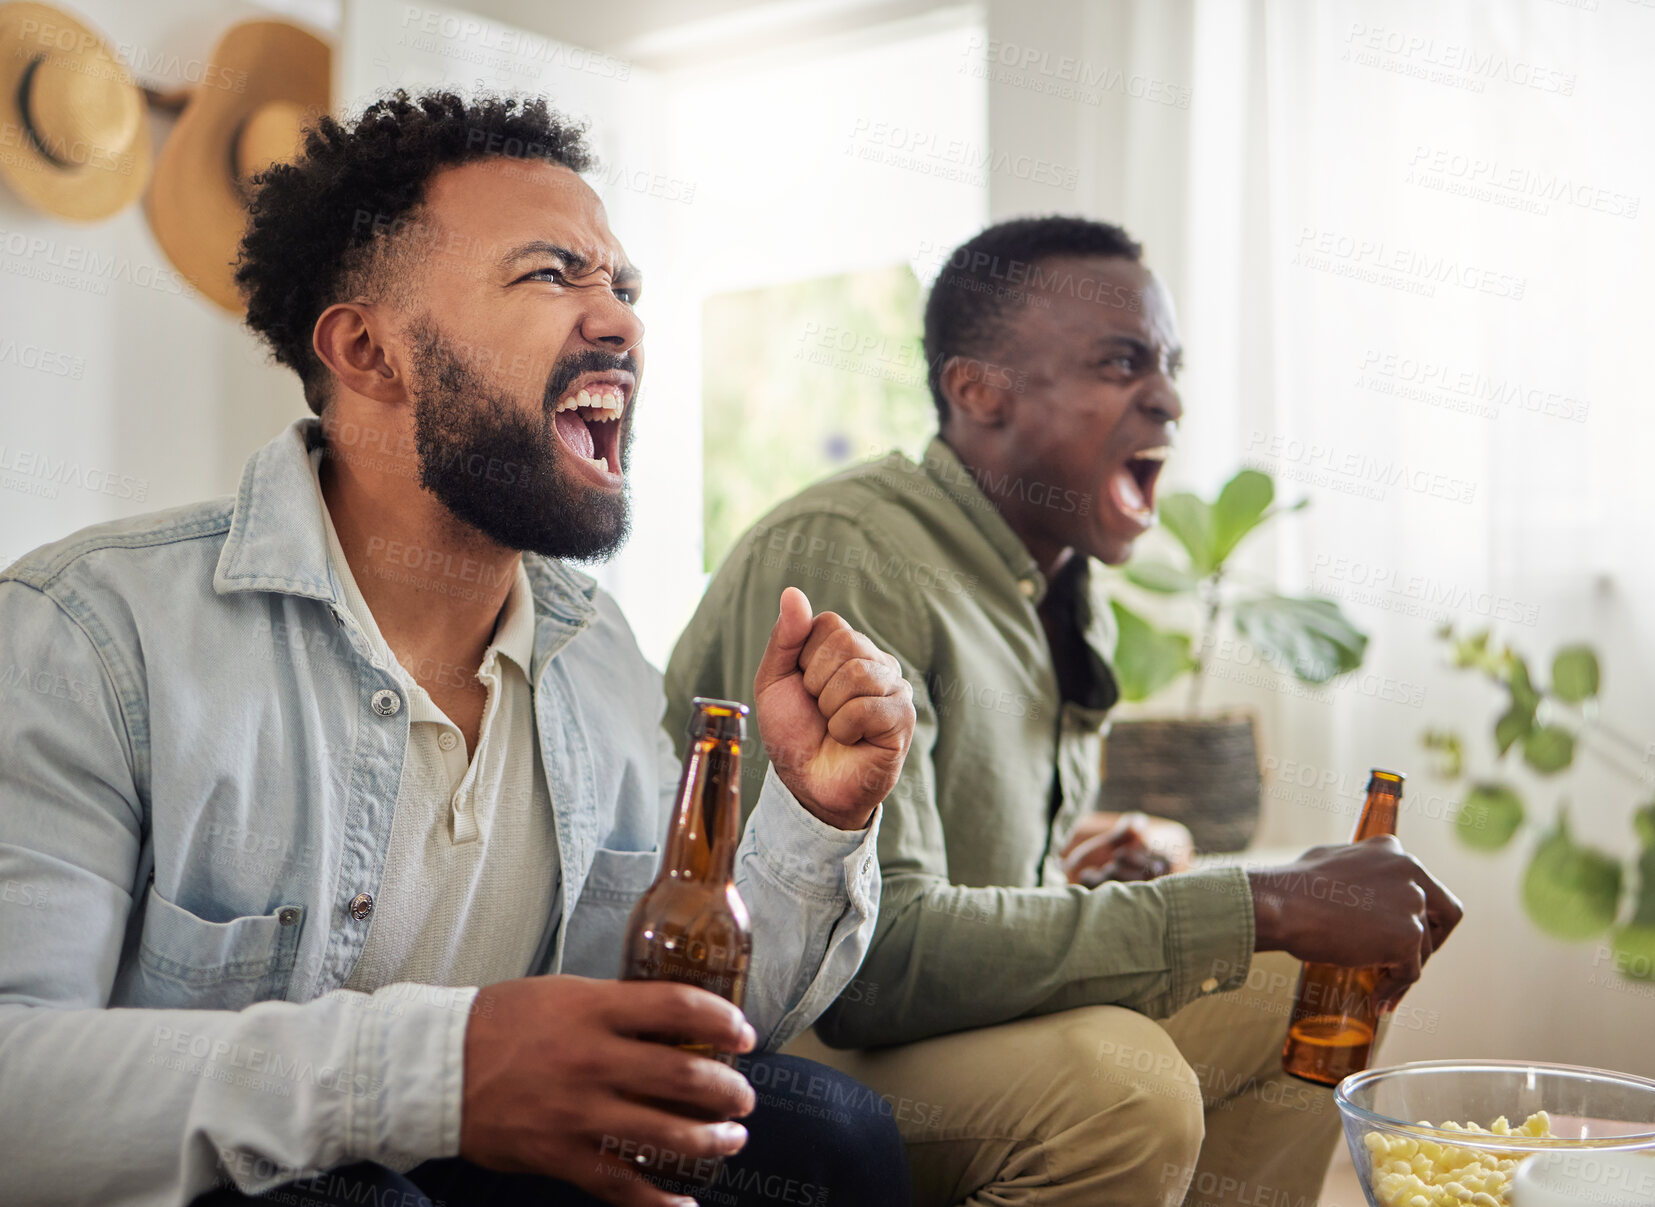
[[1335, 1060, 1655, 1207]]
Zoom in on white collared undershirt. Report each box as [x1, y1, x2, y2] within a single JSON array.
[[309, 449, 560, 991]]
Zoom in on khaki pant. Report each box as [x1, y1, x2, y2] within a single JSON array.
[[784, 953, 1348, 1207]]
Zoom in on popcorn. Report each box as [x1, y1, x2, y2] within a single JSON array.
[[1364, 1113, 1553, 1207]]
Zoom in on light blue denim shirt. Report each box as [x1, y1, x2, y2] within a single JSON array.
[[0, 419, 882, 1207]]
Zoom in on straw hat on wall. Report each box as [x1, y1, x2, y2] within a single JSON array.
[[145, 20, 330, 312], [0, 1, 151, 221]]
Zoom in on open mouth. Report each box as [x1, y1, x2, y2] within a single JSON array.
[[551, 375, 630, 480], [1108, 445, 1171, 526]]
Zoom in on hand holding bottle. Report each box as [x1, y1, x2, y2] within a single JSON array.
[[1251, 835, 1464, 1011], [460, 975, 756, 1206]]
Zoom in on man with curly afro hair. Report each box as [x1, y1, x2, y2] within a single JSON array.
[[0, 89, 916, 1207]]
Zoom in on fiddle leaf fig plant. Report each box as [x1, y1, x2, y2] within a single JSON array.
[[1110, 467, 1369, 709], [1423, 628, 1655, 981]]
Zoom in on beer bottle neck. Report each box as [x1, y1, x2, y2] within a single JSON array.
[[663, 738, 742, 883], [1352, 789, 1401, 841]]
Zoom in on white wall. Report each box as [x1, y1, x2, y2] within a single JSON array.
[[1, 2, 313, 571]]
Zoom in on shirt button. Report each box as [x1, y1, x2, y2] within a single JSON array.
[[1201, 976, 1220, 994], [438, 731, 458, 751], [370, 689, 401, 717], [348, 892, 374, 920], [277, 906, 301, 926], [1018, 578, 1037, 598]]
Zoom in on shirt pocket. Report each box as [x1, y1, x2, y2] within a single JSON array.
[[561, 846, 660, 977], [130, 884, 305, 1010]]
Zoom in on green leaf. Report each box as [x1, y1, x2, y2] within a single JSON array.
[[1551, 646, 1600, 703], [1207, 469, 1275, 570], [1522, 725, 1576, 775], [1232, 595, 1368, 684], [1505, 654, 1538, 712], [1494, 702, 1535, 758], [1109, 600, 1196, 703], [1157, 493, 1214, 577], [1455, 783, 1525, 851], [1121, 560, 1200, 595], [1521, 808, 1623, 940], [1451, 630, 1493, 671], [1421, 728, 1464, 779]]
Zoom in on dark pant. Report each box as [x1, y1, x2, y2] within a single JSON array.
[[191, 1053, 909, 1207]]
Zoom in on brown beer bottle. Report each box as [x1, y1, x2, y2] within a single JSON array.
[[617, 699, 754, 1191], [1281, 768, 1404, 1086], [621, 697, 754, 1044]]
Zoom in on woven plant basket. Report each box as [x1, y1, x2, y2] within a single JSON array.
[[1100, 714, 1262, 853]]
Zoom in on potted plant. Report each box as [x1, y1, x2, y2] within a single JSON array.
[[1420, 629, 1655, 983], [1099, 468, 1369, 851]]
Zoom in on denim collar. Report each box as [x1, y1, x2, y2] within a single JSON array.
[[213, 420, 599, 656]]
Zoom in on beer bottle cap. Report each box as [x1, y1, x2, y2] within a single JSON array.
[[689, 697, 748, 742], [1367, 769, 1405, 794]]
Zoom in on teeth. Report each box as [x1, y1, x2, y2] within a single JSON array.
[[1131, 447, 1173, 462], [556, 384, 626, 418], [587, 456, 607, 472]]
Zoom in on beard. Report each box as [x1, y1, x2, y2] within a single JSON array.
[[407, 318, 636, 561]]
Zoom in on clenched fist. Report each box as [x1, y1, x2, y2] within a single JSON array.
[[753, 587, 916, 831]]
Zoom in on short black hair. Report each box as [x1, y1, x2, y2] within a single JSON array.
[[236, 89, 594, 415], [922, 216, 1143, 422]]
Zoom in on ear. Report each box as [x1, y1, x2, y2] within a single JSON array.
[[313, 302, 408, 407], [939, 354, 1015, 429]]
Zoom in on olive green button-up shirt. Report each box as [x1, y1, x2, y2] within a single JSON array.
[[666, 438, 1255, 1048]]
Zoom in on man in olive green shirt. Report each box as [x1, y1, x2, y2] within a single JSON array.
[[668, 217, 1463, 1207]]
